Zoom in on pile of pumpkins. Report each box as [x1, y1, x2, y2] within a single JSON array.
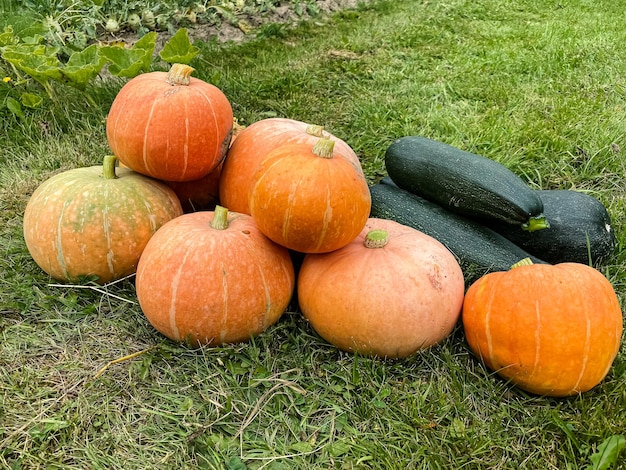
[[22, 64, 623, 398]]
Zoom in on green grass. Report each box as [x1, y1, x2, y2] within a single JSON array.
[[2, 0, 626, 468]]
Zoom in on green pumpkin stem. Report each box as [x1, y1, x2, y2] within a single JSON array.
[[166, 63, 195, 86], [305, 124, 325, 137], [364, 229, 389, 249], [510, 257, 534, 269], [102, 155, 118, 180], [312, 137, 335, 159], [211, 205, 229, 230]]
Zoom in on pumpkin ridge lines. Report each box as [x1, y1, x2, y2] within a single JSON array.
[[55, 199, 70, 279], [220, 260, 229, 344], [101, 192, 115, 279], [531, 300, 541, 383], [143, 99, 159, 174], [168, 248, 193, 341], [573, 301, 593, 392]]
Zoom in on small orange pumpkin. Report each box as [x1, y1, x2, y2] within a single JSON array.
[[297, 218, 465, 358], [462, 259, 623, 396], [219, 117, 362, 215], [106, 63, 233, 182], [135, 206, 295, 346], [23, 155, 183, 284], [249, 137, 371, 253]]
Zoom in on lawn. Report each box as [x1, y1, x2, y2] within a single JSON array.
[[1, 0, 626, 468]]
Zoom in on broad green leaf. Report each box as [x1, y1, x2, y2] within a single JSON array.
[[62, 44, 107, 88], [589, 434, 626, 470], [21, 92, 43, 109], [6, 96, 24, 118], [100, 32, 157, 78], [158, 28, 199, 65], [1, 44, 63, 84]]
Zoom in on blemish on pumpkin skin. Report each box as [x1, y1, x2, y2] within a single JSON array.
[[428, 263, 444, 290]]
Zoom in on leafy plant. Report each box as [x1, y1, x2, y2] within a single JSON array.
[[0, 25, 198, 117]]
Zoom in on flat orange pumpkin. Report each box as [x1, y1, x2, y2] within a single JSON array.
[[297, 218, 465, 358], [23, 155, 183, 284], [106, 63, 233, 182], [462, 260, 623, 396], [135, 206, 295, 346], [249, 137, 371, 253]]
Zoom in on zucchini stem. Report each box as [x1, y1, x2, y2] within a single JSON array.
[[522, 215, 550, 232]]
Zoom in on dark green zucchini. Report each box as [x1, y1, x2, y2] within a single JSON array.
[[370, 181, 547, 282], [385, 136, 548, 231], [485, 189, 617, 266]]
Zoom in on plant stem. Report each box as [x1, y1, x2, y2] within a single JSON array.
[[102, 155, 118, 179], [312, 137, 335, 159], [364, 229, 389, 248], [166, 63, 195, 86], [211, 205, 229, 230]]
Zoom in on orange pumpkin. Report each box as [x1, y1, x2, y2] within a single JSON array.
[[164, 162, 222, 213], [106, 63, 233, 182], [297, 218, 465, 358], [219, 117, 362, 215], [135, 206, 295, 346], [249, 137, 371, 253], [462, 259, 623, 396], [23, 155, 183, 284]]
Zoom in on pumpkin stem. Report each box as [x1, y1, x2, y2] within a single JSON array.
[[522, 215, 550, 232], [166, 63, 195, 86], [211, 205, 229, 230], [305, 124, 325, 137], [312, 137, 335, 159], [102, 155, 118, 180], [511, 257, 534, 269], [364, 229, 389, 249]]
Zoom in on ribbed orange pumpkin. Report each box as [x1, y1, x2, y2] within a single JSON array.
[[135, 206, 295, 346], [219, 117, 362, 215], [298, 218, 465, 358], [106, 63, 233, 182], [462, 260, 623, 396], [23, 155, 183, 284], [249, 137, 371, 253]]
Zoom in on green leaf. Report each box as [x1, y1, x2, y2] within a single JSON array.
[[589, 435, 626, 470], [20, 92, 43, 109], [100, 32, 157, 78], [1, 44, 62, 85], [0, 26, 16, 47], [158, 28, 199, 65], [62, 44, 107, 88], [6, 96, 24, 118]]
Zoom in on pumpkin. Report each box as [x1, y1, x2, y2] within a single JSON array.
[[135, 206, 295, 346], [462, 259, 623, 396], [164, 161, 222, 213], [106, 63, 233, 182], [249, 137, 371, 253], [297, 218, 465, 358], [23, 155, 183, 284], [219, 117, 363, 215]]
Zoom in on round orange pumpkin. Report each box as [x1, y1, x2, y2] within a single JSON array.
[[462, 259, 623, 396], [249, 137, 371, 253], [219, 117, 363, 215], [23, 155, 183, 284], [106, 63, 233, 182], [135, 206, 295, 346], [297, 218, 466, 358]]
